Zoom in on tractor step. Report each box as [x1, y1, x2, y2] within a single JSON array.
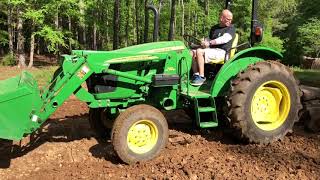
[[193, 96, 218, 128], [198, 106, 216, 112], [181, 90, 211, 99], [188, 92, 211, 98], [181, 87, 218, 128], [200, 121, 218, 128]]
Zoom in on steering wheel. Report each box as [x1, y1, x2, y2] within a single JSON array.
[[183, 34, 203, 49]]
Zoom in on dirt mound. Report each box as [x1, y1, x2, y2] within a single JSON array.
[[0, 99, 319, 179]]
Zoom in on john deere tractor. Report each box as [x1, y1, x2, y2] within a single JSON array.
[[0, 0, 302, 164]]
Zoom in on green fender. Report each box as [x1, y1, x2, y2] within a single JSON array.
[[210, 47, 283, 97]]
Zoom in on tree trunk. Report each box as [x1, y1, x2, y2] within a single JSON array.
[[83, 25, 87, 48], [159, 0, 164, 16], [193, 13, 197, 36], [181, 0, 184, 36], [55, 10, 59, 58], [68, 16, 72, 52], [98, 31, 102, 50], [144, 0, 148, 43], [28, 33, 35, 68], [113, 0, 120, 50], [134, 0, 140, 44], [7, 5, 13, 55], [79, 0, 86, 48], [36, 37, 40, 55], [55, 11, 59, 29], [17, 9, 26, 68], [105, 8, 110, 49], [128, 1, 134, 45], [188, 3, 191, 35], [14, 8, 17, 52], [205, 0, 209, 16], [204, 0, 209, 34], [76, 29, 79, 43], [93, 16, 97, 50], [28, 21, 35, 68], [125, 0, 130, 46], [168, 0, 176, 40]]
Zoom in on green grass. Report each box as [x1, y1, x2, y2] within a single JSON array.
[[1, 65, 320, 89], [30, 67, 59, 86], [0, 66, 58, 87], [293, 67, 320, 87]]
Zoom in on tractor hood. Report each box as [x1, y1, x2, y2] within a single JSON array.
[[113, 41, 186, 53], [62, 41, 187, 72], [71, 41, 187, 57]]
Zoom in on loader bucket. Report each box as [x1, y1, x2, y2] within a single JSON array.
[[0, 71, 42, 140]]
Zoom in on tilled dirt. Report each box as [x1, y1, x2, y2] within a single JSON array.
[[0, 99, 319, 179]]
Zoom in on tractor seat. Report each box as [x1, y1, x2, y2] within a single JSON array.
[[204, 33, 239, 79], [207, 33, 239, 64]]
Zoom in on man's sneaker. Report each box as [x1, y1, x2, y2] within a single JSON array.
[[191, 74, 199, 81], [191, 76, 206, 86]]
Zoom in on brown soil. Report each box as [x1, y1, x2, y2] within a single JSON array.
[[0, 99, 319, 179]]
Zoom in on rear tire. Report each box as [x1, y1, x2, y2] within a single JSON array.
[[228, 61, 302, 143], [111, 104, 168, 164]]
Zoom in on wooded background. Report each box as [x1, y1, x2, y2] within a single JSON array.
[[0, 0, 319, 68]]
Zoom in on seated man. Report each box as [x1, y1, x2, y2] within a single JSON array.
[[191, 9, 235, 86]]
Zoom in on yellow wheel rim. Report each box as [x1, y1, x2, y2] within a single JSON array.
[[127, 120, 158, 154], [251, 81, 291, 131]]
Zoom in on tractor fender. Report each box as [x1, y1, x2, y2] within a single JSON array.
[[231, 46, 283, 61], [210, 47, 283, 97]]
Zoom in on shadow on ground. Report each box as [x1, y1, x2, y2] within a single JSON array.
[[0, 110, 318, 169], [164, 109, 240, 145], [0, 114, 95, 168], [0, 110, 235, 168]]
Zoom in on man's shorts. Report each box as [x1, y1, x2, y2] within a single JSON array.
[[203, 48, 226, 64]]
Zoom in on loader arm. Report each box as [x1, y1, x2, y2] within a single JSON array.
[[38, 52, 169, 121], [37, 56, 93, 122]]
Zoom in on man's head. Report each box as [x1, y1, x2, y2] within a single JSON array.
[[219, 9, 233, 27]]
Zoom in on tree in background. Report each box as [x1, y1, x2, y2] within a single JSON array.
[[297, 18, 320, 58], [284, 0, 320, 65], [113, 0, 120, 50], [0, 2, 9, 55], [24, 7, 44, 67], [15, 0, 27, 68], [0, 0, 319, 68]]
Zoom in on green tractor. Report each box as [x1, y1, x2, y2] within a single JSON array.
[[0, 0, 302, 164]]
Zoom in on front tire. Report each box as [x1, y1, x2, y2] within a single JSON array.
[[111, 104, 169, 164], [228, 61, 302, 143]]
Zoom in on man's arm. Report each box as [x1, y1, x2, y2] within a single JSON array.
[[209, 33, 233, 45], [210, 25, 236, 46]]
